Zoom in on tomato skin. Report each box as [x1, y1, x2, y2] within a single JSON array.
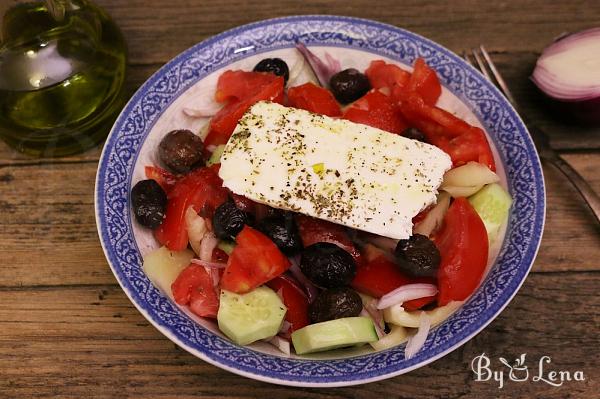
[[343, 89, 408, 134], [434, 198, 489, 306], [266, 275, 309, 334], [214, 70, 280, 103], [172, 264, 219, 318], [405, 57, 442, 106], [205, 72, 284, 146], [220, 226, 291, 294], [351, 253, 411, 298], [402, 295, 436, 311], [295, 215, 362, 265], [399, 94, 496, 171], [154, 165, 229, 251], [287, 83, 341, 117], [365, 60, 411, 91], [212, 247, 229, 263], [352, 245, 436, 309], [145, 166, 179, 195]]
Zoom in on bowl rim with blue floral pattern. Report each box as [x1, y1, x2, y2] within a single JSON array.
[[95, 15, 546, 387]]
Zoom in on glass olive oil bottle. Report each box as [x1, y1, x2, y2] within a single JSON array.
[[0, 0, 127, 156]]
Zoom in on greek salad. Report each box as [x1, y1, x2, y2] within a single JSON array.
[[132, 45, 512, 358]]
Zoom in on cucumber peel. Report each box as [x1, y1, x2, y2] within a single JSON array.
[[217, 287, 286, 346], [207, 144, 226, 166], [468, 183, 512, 244], [291, 317, 378, 355], [217, 240, 236, 255]]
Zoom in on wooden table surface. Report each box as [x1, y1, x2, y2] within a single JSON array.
[[1, 1, 599, 398]]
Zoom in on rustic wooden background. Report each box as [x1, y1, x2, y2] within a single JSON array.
[[1, 1, 599, 398]]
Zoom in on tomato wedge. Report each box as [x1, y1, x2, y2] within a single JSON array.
[[342, 89, 408, 134], [351, 252, 411, 298], [172, 264, 219, 318], [266, 275, 309, 334], [352, 245, 436, 310], [221, 226, 291, 293], [399, 94, 496, 171], [154, 165, 229, 251], [287, 82, 341, 117], [204, 72, 284, 147], [434, 198, 488, 306], [214, 70, 281, 103], [145, 165, 178, 195], [365, 60, 411, 91], [405, 57, 442, 106], [295, 215, 362, 265]]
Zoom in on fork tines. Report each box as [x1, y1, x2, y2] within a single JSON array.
[[463, 45, 518, 106]]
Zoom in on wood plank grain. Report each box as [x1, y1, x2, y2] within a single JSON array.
[[0, 272, 597, 398], [95, 0, 600, 65], [0, 153, 598, 288]]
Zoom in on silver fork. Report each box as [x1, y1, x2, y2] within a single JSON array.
[[464, 45, 600, 224]]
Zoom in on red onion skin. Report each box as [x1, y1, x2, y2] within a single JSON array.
[[543, 96, 600, 125]]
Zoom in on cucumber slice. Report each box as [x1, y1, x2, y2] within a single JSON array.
[[291, 317, 378, 355], [217, 240, 235, 255], [217, 287, 286, 346], [143, 246, 194, 299], [468, 183, 513, 244], [207, 144, 226, 166]]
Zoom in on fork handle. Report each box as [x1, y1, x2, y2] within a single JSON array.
[[547, 156, 600, 224]]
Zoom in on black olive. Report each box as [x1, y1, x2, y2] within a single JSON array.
[[253, 58, 290, 84], [257, 214, 302, 256], [300, 242, 356, 288], [402, 127, 428, 143], [131, 179, 167, 229], [329, 68, 371, 104], [213, 200, 253, 240], [158, 129, 205, 174], [308, 287, 363, 324], [394, 234, 441, 277]]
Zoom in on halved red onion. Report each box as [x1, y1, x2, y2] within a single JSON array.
[[376, 283, 438, 310], [405, 313, 431, 360], [288, 256, 319, 303], [531, 27, 600, 125], [199, 232, 218, 262], [295, 42, 341, 87], [190, 258, 226, 269]]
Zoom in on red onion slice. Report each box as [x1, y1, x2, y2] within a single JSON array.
[[267, 335, 291, 356], [182, 102, 223, 118], [405, 313, 431, 360], [360, 307, 385, 339], [288, 256, 319, 303], [295, 42, 341, 87], [199, 232, 218, 262], [376, 283, 438, 310], [279, 320, 291, 335], [190, 258, 226, 269]]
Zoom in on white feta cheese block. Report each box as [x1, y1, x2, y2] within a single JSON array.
[[218, 101, 452, 240]]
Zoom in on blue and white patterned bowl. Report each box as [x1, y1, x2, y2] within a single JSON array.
[[95, 15, 545, 386]]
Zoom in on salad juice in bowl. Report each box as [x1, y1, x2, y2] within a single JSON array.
[[95, 15, 545, 386]]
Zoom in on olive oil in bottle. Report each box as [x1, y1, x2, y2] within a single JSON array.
[[0, 0, 127, 156]]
